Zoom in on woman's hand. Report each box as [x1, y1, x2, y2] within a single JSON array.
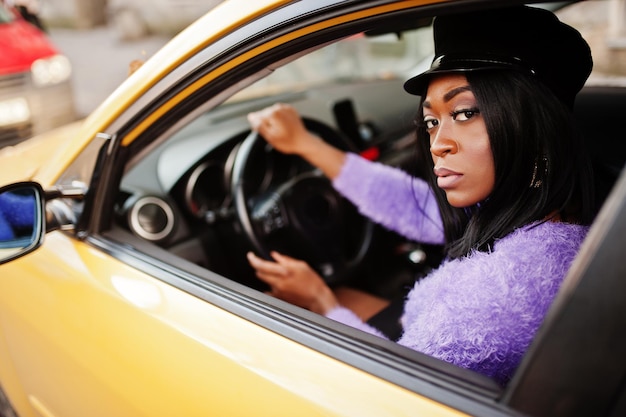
[[247, 103, 347, 179], [246, 251, 339, 315], [247, 103, 315, 155]]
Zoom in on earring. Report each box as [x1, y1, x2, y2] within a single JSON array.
[[530, 156, 548, 188]]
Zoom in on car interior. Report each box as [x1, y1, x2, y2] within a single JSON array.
[[111, 23, 443, 329]]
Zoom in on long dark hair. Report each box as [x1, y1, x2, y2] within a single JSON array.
[[413, 70, 596, 259]]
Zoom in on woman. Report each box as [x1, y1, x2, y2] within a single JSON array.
[[246, 5, 596, 385]]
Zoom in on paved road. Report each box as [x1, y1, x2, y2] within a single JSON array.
[[48, 26, 171, 118]]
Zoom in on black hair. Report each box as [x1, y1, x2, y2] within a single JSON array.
[[413, 70, 596, 259]]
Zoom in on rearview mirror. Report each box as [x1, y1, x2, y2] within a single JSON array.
[[0, 182, 45, 265]]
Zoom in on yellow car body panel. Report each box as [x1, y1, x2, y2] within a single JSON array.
[[0, 121, 84, 187], [0, 231, 466, 417]]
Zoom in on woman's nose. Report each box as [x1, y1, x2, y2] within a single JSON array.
[[430, 126, 457, 158]]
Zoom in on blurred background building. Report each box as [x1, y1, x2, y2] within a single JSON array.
[[34, 0, 224, 119], [559, 0, 626, 77], [40, 0, 222, 39], [36, 0, 626, 73]]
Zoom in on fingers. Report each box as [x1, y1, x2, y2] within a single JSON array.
[[246, 251, 287, 286], [269, 250, 303, 265], [247, 103, 282, 131], [247, 103, 303, 135], [246, 251, 338, 314], [247, 104, 281, 131], [247, 111, 263, 131], [246, 250, 309, 288], [247, 251, 284, 273]]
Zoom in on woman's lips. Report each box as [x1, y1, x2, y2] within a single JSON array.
[[434, 167, 462, 189]]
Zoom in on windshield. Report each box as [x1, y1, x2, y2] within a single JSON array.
[[229, 26, 434, 103]]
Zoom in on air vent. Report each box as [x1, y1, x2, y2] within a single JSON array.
[[128, 196, 175, 242]]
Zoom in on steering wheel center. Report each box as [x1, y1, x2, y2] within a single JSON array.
[[231, 123, 374, 284]]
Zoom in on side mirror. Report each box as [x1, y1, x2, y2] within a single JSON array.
[[0, 182, 45, 265]]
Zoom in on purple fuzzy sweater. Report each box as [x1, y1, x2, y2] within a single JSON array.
[[327, 154, 589, 385]]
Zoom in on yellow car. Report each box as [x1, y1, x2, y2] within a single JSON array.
[[0, 0, 624, 416]]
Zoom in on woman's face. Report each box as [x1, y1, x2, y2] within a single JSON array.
[[422, 74, 495, 207]]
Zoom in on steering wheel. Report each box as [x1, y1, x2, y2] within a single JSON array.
[[231, 119, 374, 285]]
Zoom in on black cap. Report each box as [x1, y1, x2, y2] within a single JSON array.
[[403, 6, 593, 108]]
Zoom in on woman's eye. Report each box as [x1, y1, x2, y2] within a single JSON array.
[[451, 108, 480, 121], [424, 117, 439, 130]]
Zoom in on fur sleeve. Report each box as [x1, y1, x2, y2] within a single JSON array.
[[332, 153, 444, 244], [325, 306, 388, 339]]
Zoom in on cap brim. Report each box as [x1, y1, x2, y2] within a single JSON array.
[[404, 55, 533, 95]]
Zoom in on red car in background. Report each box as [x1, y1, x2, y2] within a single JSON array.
[[0, 2, 75, 147]]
